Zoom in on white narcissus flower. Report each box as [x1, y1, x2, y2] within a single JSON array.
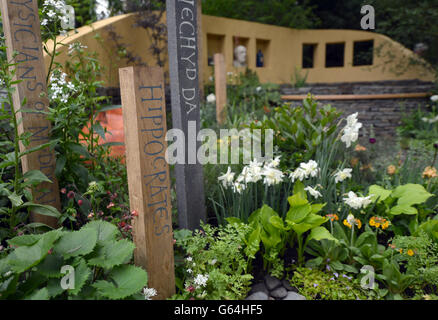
[[206, 93, 216, 103], [304, 186, 322, 199], [290, 167, 306, 182], [343, 191, 373, 210], [232, 182, 246, 194], [341, 113, 362, 148], [262, 166, 284, 186], [430, 95, 438, 102], [334, 168, 353, 183], [218, 167, 235, 188], [346, 214, 356, 226], [300, 160, 319, 178], [247, 160, 263, 183], [267, 156, 281, 168]]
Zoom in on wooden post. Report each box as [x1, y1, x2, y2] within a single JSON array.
[[119, 66, 175, 300], [166, 0, 206, 230], [214, 53, 227, 124], [0, 0, 60, 227]]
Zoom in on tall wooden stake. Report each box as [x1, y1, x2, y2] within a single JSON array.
[[0, 0, 60, 228], [214, 53, 227, 124], [119, 66, 175, 300]]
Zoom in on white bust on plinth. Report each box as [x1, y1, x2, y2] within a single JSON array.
[[233, 45, 247, 67]]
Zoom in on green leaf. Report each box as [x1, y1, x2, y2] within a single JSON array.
[[390, 205, 418, 215], [87, 239, 135, 269], [8, 230, 62, 273], [8, 192, 23, 207], [68, 259, 92, 296], [307, 226, 338, 243], [8, 234, 42, 247], [22, 170, 52, 187], [37, 254, 64, 278], [369, 185, 392, 203], [22, 203, 61, 218], [47, 278, 65, 298], [392, 184, 433, 206], [54, 228, 97, 258], [270, 215, 286, 230], [93, 265, 148, 300], [82, 220, 119, 246], [24, 287, 49, 300]]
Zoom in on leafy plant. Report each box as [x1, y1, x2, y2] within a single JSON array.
[[0, 220, 147, 300], [172, 222, 253, 300], [290, 267, 370, 300]]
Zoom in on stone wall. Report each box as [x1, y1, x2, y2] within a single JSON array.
[[280, 80, 436, 137]]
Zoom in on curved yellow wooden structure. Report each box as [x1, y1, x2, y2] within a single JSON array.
[[44, 13, 435, 87]]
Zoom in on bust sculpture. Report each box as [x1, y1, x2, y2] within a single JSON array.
[[233, 45, 247, 67]]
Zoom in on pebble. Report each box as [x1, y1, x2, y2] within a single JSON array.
[[246, 292, 269, 300], [264, 275, 282, 291], [283, 292, 306, 300], [282, 279, 297, 292], [270, 286, 288, 299], [250, 282, 269, 296]]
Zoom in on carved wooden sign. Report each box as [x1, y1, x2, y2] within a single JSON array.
[[0, 0, 60, 227], [119, 66, 175, 300]]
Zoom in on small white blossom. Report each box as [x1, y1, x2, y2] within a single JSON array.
[[430, 95, 438, 102], [209, 259, 217, 265], [304, 186, 322, 199], [187, 268, 193, 274], [218, 167, 235, 188], [143, 287, 157, 300], [206, 93, 216, 104], [343, 191, 373, 210], [341, 113, 362, 148], [193, 274, 209, 288], [334, 168, 353, 183], [262, 166, 284, 186], [290, 160, 319, 182], [186, 256, 193, 262], [266, 156, 281, 168], [232, 182, 246, 194]]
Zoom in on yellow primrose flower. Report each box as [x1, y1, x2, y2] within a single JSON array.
[[387, 165, 396, 175], [407, 249, 414, 256], [423, 166, 438, 179], [369, 217, 390, 230]]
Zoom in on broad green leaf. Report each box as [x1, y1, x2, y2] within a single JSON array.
[[269, 215, 286, 230], [25, 287, 49, 300], [37, 254, 64, 278], [47, 278, 65, 298], [8, 192, 23, 207], [8, 230, 61, 273], [291, 222, 313, 236], [392, 184, 433, 206], [54, 228, 97, 258], [310, 203, 326, 214], [93, 265, 148, 300], [83, 220, 119, 245], [390, 205, 418, 215], [22, 170, 52, 186], [87, 239, 135, 269], [302, 214, 327, 228], [22, 203, 61, 218], [8, 234, 42, 247], [307, 226, 338, 243], [68, 259, 92, 296], [369, 185, 392, 203]]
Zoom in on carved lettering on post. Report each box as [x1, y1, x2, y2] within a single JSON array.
[[119, 66, 175, 300], [166, 0, 206, 230], [0, 0, 60, 227], [214, 53, 227, 124]]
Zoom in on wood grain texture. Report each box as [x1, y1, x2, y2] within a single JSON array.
[[0, 0, 60, 227], [214, 53, 227, 124], [281, 93, 432, 101], [119, 66, 175, 300]]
